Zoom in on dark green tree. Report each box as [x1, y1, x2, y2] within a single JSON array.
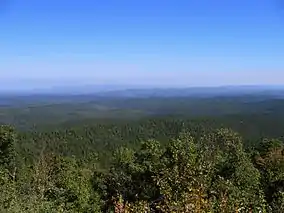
[[0, 125, 17, 176]]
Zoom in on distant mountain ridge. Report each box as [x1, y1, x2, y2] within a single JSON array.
[[95, 86, 284, 98], [1, 85, 284, 107], [1, 84, 284, 96]]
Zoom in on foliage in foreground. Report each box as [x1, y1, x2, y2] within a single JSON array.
[[0, 125, 284, 212]]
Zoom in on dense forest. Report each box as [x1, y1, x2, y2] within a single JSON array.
[[0, 95, 284, 212]]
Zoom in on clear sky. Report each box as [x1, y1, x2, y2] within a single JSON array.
[[1, 0, 284, 90]]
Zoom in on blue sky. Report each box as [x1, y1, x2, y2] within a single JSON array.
[[1, 0, 284, 90]]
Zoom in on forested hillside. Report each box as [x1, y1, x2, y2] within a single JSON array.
[[0, 95, 284, 212]]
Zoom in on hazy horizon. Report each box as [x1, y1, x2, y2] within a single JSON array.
[[1, 81, 284, 95], [1, 0, 284, 90]]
